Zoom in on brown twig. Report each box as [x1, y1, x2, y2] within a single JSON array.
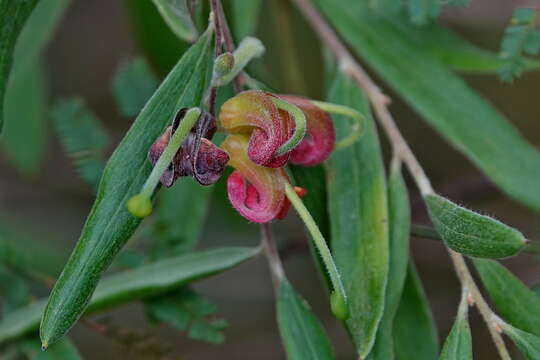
[[290, 0, 511, 358]]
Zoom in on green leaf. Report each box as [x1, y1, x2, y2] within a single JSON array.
[[0, 0, 41, 134], [51, 98, 109, 191], [394, 263, 439, 360], [0, 246, 258, 344], [368, 164, 410, 360], [150, 178, 213, 259], [277, 279, 334, 360], [151, 0, 198, 42], [230, 0, 262, 41], [23, 337, 82, 360], [439, 291, 472, 360], [407, 0, 440, 25], [112, 57, 159, 118], [145, 288, 227, 344], [314, 0, 540, 213], [326, 71, 389, 357], [126, 0, 189, 73], [473, 259, 540, 337], [502, 324, 540, 360], [388, 19, 540, 73], [425, 194, 526, 258], [39, 29, 214, 348], [2, 60, 47, 176], [1, 0, 70, 171]]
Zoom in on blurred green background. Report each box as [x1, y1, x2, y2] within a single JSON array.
[[1, 0, 539, 358]]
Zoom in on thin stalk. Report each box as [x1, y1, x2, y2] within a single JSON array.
[[260, 223, 285, 293], [448, 250, 511, 359], [284, 181, 348, 317], [291, 0, 511, 357], [311, 100, 366, 149], [271, 97, 307, 156], [127, 108, 201, 217]]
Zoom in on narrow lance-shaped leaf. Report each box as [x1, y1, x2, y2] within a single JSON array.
[[326, 71, 389, 357], [51, 98, 110, 191], [1, 246, 257, 344], [368, 163, 410, 360], [439, 290, 472, 360], [2, 0, 71, 174], [112, 57, 159, 118], [473, 259, 540, 337], [394, 263, 439, 360], [152, 0, 198, 42], [0, 0, 41, 133], [425, 194, 526, 259], [2, 61, 46, 175], [384, 15, 540, 74], [502, 323, 540, 360], [230, 0, 262, 41], [277, 279, 335, 360], [314, 0, 540, 213], [39, 28, 214, 348]]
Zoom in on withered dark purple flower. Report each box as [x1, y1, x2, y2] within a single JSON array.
[[148, 108, 229, 187]]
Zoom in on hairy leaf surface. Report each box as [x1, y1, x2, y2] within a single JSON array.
[[326, 71, 388, 358]]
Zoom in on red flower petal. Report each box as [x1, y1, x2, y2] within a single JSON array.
[[278, 95, 335, 166], [222, 134, 288, 223], [220, 90, 292, 168]]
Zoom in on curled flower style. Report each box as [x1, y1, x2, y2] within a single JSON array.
[[222, 134, 291, 223], [220, 90, 293, 168], [149, 109, 229, 187], [219, 91, 335, 170], [277, 95, 335, 166]]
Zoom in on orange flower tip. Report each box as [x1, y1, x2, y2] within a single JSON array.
[[294, 186, 307, 198], [127, 194, 153, 218]]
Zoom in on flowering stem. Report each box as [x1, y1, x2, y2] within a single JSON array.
[[272, 98, 307, 156], [291, 0, 510, 357], [284, 181, 348, 319], [212, 37, 265, 87], [127, 108, 201, 217], [311, 100, 365, 149]]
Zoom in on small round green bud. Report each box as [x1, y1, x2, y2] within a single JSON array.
[[214, 52, 235, 76], [127, 193, 153, 218], [330, 291, 349, 320]]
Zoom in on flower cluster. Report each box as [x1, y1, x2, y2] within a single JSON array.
[[219, 90, 335, 223], [144, 91, 337, 224]]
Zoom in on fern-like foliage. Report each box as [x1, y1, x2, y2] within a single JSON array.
[[145, 288, 228, 344], [112, 57, 159, 118], [498, 7, 540, 82], [51, 98, 109, 191], [370, 0, 471, 25]]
